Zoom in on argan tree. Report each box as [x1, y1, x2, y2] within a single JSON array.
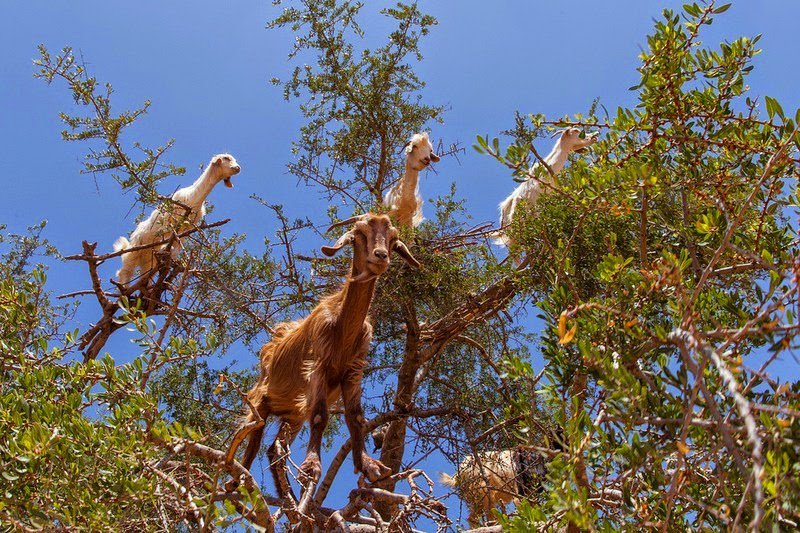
[[1, 1, 798, 531]]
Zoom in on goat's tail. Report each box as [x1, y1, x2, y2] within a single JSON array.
[[113, 236, 131, 253], [491, 230, 510, 247], [440, 471, 458, 488]]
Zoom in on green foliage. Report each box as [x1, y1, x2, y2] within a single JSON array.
[[479, 2, 800, 529], [0, 231, 164, 529], [34, 45, 185, 207], [151, 359, 255, 450], [4, 1, 799, 530], [269, 0, 444, 208], [0, 236, 264, 529], [0, 353, 163, 529]]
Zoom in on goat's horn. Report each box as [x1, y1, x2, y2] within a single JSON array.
[[551, 129, 566, 138], [326, 214, 366, 233]]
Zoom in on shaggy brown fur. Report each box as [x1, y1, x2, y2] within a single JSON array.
[[230, 214, 419, 499]]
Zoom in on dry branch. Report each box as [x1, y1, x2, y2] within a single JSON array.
[[66, 219, 229, 360]]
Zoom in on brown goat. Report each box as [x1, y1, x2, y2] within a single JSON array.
[[230, 214, 419, 499]]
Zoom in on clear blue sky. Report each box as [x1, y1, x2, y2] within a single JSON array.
[[2, 0, 799, 527]]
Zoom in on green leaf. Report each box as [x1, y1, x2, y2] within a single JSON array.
[[765, 96, 784, 120]]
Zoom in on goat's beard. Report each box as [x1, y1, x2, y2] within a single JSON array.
[[223, 177, 233, 188], [349, 270, 379, 283]]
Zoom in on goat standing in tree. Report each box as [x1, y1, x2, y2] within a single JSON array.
[[228, 214, 420, 499], [383, 132, 440, 228], [114, 153, 241, 286], [494, 128, 597, 246], [441, 446, 549, 527]]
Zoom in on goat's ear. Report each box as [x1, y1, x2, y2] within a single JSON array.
[[212, 157, 222, 167], [393, 240, 420, 269], [321, 232, 354, 257], [404, 141, 413, 155]]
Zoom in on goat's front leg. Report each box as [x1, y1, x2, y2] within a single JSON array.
[[298, 374, 328, 483], [341, 370, 391, 482]]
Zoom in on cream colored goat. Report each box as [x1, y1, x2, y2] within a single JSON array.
[[441, 447, 547, 527], [495, 128, 597, 246], [229, 214, 420, 499], [113, 153, 241, 286], [383, 132, 440, 228]]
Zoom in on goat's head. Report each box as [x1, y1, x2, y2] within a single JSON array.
[[322, 214, 420, 281], [554, 127, 599, 153], [404, 132, 440, 171], [210, 153, 242, 188]]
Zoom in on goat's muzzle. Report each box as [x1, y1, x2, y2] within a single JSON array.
[[222, 166, 241, 188], [366, 258, 389, 276]]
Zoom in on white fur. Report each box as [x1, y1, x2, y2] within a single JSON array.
[[383, 132, 440, 228], [440, 450, 518, 527], [114, 153, 241, 286], [494, 128, 598, 246]]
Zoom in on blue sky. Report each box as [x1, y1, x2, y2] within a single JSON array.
[[2, 0, 799, 527]]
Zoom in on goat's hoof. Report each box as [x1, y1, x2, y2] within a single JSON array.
[[361, 456, 391, 483], [298, 455, 322, 484]]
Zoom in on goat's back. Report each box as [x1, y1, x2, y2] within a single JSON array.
[[453, 450, 518, 509]]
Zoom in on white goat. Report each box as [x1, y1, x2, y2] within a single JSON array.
[[441, 446, 547, 527], [114, 153, 241, 286], [494, 128, 598, 246], [383, 132, 440, 228]]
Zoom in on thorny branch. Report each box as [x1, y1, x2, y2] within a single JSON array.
[[65, 219, 229, 360]]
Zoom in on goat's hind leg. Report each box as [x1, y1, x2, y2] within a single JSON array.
[[116, 250, 138, 287], [268, 420, 301, 502], [224, 401, 270, 492], [298, 375, 328, 484]]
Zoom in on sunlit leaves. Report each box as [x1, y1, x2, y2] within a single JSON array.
[[764, 95, 784, 121], [477, 2, 800, 529]]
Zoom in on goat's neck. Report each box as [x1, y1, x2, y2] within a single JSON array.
[[538, 141, 571, 183], [183, 167, 219, 208], [398, 159, 420, 203], [335, 254, 377, 343]]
